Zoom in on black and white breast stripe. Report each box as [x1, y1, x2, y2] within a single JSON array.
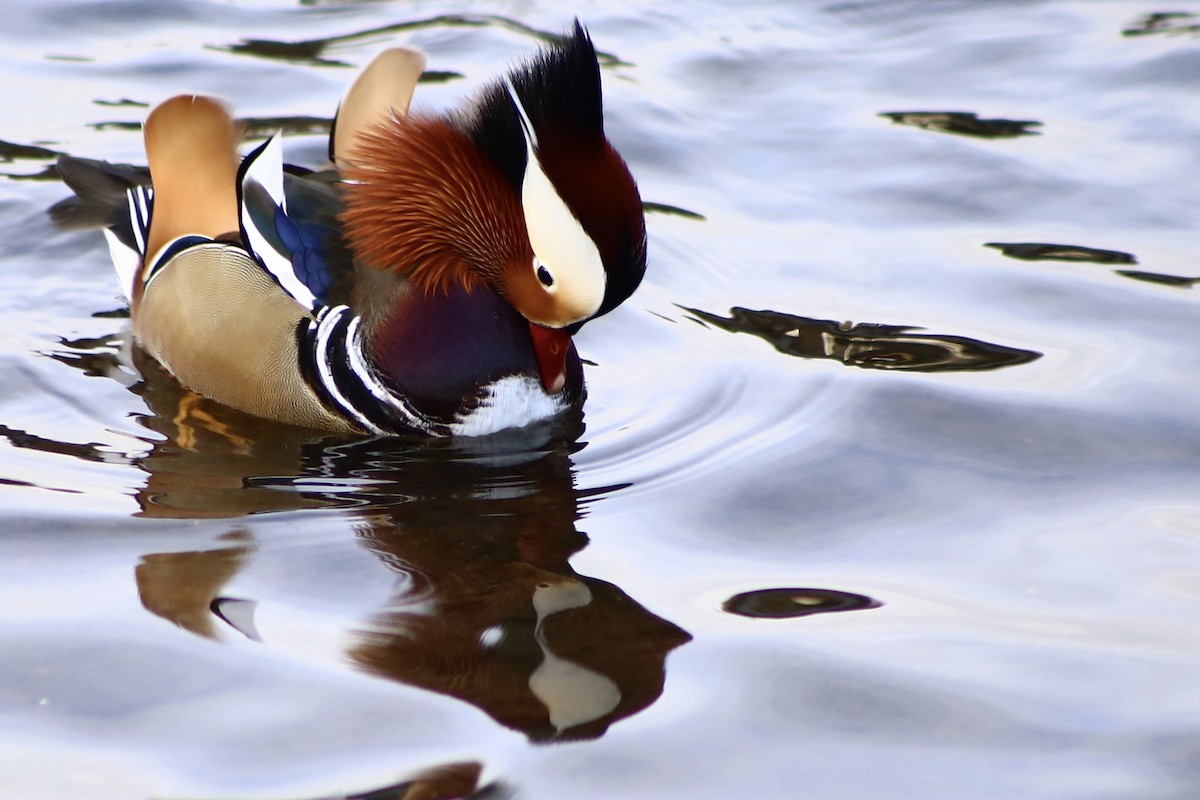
[[298, 305, 446, 436]]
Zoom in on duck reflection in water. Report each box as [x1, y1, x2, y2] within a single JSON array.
[[685, 306, 1041, 372], [98, 347, 691, 745]]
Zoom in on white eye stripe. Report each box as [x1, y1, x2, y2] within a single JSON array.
[[505, 77, 605, 322], [504, 77, 539, 150]]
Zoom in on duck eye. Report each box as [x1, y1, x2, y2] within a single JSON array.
[[537, 264, 554, 287]]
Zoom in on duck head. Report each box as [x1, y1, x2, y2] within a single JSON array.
[[339, 21, 647, 394]]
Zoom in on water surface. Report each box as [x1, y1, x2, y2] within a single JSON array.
[[4, 1, 1200, 798]]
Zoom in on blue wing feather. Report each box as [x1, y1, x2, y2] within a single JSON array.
[[237, 136, 340, 311], [274, 207, 334, 302]]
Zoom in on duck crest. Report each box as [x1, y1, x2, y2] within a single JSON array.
[[466, 20, 607, 193]]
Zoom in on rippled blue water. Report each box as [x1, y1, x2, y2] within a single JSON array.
[[5, 1, 1200, 798]]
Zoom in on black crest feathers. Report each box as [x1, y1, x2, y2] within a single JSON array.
[[509, 20, 604, 136], [463, 20, 604, 190]]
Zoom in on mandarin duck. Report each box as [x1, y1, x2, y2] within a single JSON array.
[[62, 22, 646, 437]]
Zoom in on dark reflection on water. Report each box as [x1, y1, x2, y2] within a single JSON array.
[[879, 111, 1042, 139], [93, 98, 148, 108], [642, 201, 705, 220], [135, 456, 691, 741], [1122, 12, 1200, 37], [685, 306, 1041, 372], [35, 334, 692, 744], [984, 242, 1200, 290], [0, 138, 64, 181], [1114, 269, 1200, 289], [723, 588, 881, 619], [0, 138, 61, 162], [0, 422, 129, 466], [985, 242, 1137, 265], [4, 337, 141, 472], [339, 762, 506, 800], [1, 165, 58, 181], [221, 13, 628, 68], [351, 525, 690, 743]]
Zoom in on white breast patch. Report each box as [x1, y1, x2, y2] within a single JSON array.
[[450, 374, 567, 437]]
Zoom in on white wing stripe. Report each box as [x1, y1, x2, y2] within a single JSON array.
[[238, 134, 319, 310]]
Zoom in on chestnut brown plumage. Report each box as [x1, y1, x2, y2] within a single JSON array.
[[340, 116, 530, 296]]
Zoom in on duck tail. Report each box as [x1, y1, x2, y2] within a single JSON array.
[[52, 156, 151, 302]]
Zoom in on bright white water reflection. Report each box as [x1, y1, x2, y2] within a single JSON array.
[[4, 1, 1200, 798]]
